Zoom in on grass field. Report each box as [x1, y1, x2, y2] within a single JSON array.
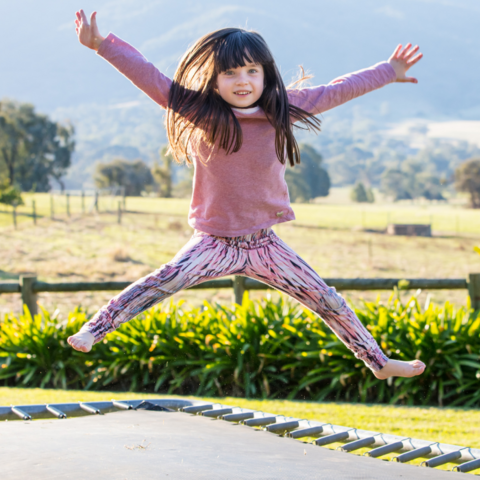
[[1, 190, 480, 315], [2, 387, 479, 472], [1, 190, 479, 233]]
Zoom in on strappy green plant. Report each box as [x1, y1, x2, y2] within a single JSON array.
[[1, 293, 479, 406]]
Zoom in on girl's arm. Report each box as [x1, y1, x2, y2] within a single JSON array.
[[289, 44, 423, 115], [75, 10, 171, 108]]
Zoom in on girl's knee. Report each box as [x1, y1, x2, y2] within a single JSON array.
[[323, 286, 346, 312]]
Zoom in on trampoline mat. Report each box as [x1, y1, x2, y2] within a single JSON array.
[[1, 410, 455, 480]]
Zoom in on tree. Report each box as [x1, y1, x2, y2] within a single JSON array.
[[351, 182, 374, 203], [152, 146, 173, 198], [95, 158, 155, 196], [285, 144, 330, 202], [0, 99, 74, 192], [455, 158, 480, 208]]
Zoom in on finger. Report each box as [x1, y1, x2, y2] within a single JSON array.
[[400, 43, 412, 58], [407, 52, 423, 66], [80, 9, 89, 25], [392, 44, 402, 59], [76, 11, 81, 21], [91, 11, 100, 35], [75, 19, 80, 27], [404, 76, 418, 84], [404, 45, 419, 61]]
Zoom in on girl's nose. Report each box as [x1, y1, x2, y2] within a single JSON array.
[[235, 75, 249, 85]]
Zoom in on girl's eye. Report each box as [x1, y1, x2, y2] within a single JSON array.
[[249, 69, 258, 74]]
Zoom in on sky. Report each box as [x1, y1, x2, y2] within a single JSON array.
[[2, 0, 479, 120]]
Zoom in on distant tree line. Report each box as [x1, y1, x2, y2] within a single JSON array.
[[95, 144, 331, 202], [381, 158, 446, 201]]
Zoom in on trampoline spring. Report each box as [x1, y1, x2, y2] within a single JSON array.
[[113, 401, 132, 410], [452, 457, 480, 473], [46, 405, 67, 419], [244, 416, 277, 427], [80, 403, 101, 415], [222, 412, 255, 422], [339, 436, 376, 452], [287, 425, 328, 439], [202, 408, 233, 418], [266, 420, 299, 435], [315, 430, 351, 446], [421, 450, 463, 468], [364, 440, 406, 458], [182, 404, 213, 414], [12, 407, 31, 421], [393, 445, 435, 463]]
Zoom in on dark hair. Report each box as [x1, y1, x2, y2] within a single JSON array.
[[166, 27, 321, 166]]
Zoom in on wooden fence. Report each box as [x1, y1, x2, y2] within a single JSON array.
[[1, 274, 480, 316]]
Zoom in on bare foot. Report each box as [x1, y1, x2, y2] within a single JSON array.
[[374, 359, 425, 380], [67, 331, 95, 353]]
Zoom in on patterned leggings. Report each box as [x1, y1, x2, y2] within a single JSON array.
[[81, 228, 388, 371]]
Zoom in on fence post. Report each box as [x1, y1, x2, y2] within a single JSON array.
[[81, 190, 85, 214], [50, 195, 54, 219], [20, 275, 38, 316], [117, 201, 122, 224], [32, 200, 36, 225], [12, 207, 17, 229], [468, 273, 480, 311], [233, 276, 246, 305], [66, 193, 70, 217]]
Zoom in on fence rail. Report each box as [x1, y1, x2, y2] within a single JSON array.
[[1, 274, 479, 316]]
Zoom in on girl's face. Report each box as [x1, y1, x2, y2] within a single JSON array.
[[216, 62, 265, 108]]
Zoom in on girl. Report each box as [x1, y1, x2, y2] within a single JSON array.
[[68, 9, 425, 380]]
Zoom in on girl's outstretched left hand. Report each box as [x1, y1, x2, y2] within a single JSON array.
[[388, 44, 423, 83]]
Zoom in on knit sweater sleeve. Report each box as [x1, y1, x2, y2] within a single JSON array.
[[97, 33, 172, 109], [287, 61, 397, 115]]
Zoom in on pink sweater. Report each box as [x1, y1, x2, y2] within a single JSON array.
[[98, 34, 396, 237]]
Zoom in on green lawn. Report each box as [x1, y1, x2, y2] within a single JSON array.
[[2, 387, 479, 472], [1, 191, 479, 234]]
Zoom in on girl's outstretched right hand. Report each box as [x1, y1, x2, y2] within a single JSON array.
[[75, 9, 105, 51]]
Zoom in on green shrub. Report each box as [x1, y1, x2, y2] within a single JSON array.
[[1, 293, 479, 406]]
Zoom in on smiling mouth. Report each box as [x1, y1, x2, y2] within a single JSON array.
[[234, 91, 251, 96]]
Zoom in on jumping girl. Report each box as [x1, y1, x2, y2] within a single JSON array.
[[68, 9, 426, 380]]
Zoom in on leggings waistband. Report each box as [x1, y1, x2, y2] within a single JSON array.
[[193, 227, 277, 249]]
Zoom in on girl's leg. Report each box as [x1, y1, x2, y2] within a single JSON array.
[[68, 231, 243, 351], [244, 232, 425, 377]]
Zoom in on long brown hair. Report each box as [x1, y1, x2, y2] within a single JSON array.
[[166, 27, 321, 167]]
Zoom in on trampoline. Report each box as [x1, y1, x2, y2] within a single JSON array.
[[1, 398, 479, 479]]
